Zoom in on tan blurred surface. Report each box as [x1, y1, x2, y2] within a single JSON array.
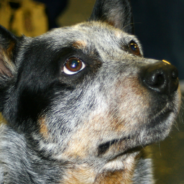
[[57, 0, 95, 26], [0, 0, 48, 36], [0, 114, 7, 124]]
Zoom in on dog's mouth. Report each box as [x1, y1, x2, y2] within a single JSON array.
[[147, 103, 173, 128], [97, 136, 141, 160], [97, 106, 173, 158], [98, 139, 127, 156]]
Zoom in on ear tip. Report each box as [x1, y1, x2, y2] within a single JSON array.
[[89, 0, 134, 33]]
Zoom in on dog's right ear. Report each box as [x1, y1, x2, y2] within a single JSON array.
[[89, 0, 134, 34], [0, 26, 19, 111]]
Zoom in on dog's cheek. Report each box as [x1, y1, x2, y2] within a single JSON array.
[[60, 77, 150, 160], [110, 77, 150, 133], [61, 121, 102, 159]]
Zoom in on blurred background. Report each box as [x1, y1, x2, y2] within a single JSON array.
[[0, 0, 184, 183]]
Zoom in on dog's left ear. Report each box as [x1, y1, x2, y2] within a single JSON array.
[[89, 0, 134, 34], [0, 25, 18, 79], [0, 26, 19, 111]]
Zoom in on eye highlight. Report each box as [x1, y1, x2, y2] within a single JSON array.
[[63, 57, 85, 75], [129, 40, 141, 56]]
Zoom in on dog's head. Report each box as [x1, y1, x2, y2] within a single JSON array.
[[0, 0, 181, 170]]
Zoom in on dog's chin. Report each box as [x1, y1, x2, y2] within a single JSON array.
[[98, 108, 175, 160]]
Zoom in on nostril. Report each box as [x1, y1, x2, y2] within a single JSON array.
[[143, 70, 166, 93], [149, 72, 165, 88]]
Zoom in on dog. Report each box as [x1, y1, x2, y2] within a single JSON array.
[[0, 0, 181, 183]]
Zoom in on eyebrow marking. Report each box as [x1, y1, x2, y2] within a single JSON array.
[[72, 40, 87, 49], [38, 116, 49, 138], [115, 30, 122, 38]]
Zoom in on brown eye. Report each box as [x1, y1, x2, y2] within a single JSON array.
[[63, 57, 85, 75], [129, 40, 141, 56]]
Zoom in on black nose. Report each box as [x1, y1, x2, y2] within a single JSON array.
[[141, 61, 179, 95]]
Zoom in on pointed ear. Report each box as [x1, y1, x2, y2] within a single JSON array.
[[0, 25, 18, 79], [0, 25, 18, 111], [89, 0, 134, 34]]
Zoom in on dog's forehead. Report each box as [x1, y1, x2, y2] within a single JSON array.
[[40, 22, 139, 54]]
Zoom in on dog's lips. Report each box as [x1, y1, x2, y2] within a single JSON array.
[[97, 136, 134, 158], [148, 105, 173, 128], [97, 136, 141, 161], [98, 138, 128, 156]]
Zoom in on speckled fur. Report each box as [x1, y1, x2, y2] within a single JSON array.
[[0, 0, 181, 183]]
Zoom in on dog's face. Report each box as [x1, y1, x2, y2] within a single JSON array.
[[0, 0, 181, 175]]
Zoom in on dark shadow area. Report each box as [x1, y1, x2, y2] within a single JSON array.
[[150, 94, 184, 184], [131, 0, 184, 80]]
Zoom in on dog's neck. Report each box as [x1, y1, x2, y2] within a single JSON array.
[[62, 152, 139, 184]]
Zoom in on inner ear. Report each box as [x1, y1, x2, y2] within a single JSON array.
[[89, 0, 134, 34], [0, 44, 15, 78], [0, 26, 18, 78]]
